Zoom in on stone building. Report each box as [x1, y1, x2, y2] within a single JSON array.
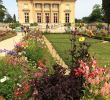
[[17, 0, 75, 26]]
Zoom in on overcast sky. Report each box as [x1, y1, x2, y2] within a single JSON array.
[[3, 0, 102, 20]]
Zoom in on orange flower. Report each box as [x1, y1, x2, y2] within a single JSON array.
[[23, 83, 30, 93], [37, 60, 45, 68], [0, 96, 3, 100]]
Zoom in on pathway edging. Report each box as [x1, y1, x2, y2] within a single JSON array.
[[43, 35, 70, 74]]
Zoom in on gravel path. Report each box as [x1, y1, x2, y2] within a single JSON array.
[[0, 32, 23, 56]]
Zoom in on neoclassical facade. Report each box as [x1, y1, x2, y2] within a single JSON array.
[[17, 0, 75, 25]]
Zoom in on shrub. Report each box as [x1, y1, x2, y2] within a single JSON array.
[[96, 23, 104, 29], [32, 64, 82, 100], [9, 22, 21, 30], [70, 34, 91, 68], [30, 23, 38, 26]]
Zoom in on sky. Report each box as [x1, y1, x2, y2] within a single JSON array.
[[3, 0, 102, 20]]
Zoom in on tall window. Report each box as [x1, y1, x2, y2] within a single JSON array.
[[65, 13, 70, 23], [45, 13, 50, 23], [53, 13, 58, 23], [24, 13, 29, 23], [37, 13, 42, 23]]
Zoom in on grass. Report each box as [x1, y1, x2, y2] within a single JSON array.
[[45, 34, 110, 67]]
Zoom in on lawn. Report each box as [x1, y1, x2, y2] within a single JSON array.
[[45, 34, 110, 67]]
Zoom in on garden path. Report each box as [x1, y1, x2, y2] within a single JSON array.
[[0, 32, 23, 56], [43, 35, 70, 74]]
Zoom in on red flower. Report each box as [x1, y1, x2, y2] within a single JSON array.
[[23, 83, 30, 93], [14, 88, 23, 97]]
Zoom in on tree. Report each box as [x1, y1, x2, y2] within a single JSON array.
[[82, 4, 103, 23], [0, 0, 6, 22], [89, 4, 103, 22], [4, 13, 13, 23], [13, 14, 16, 23], [102, 0, 110, 33]]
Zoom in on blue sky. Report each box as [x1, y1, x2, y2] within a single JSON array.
[[3, 0, 102, 20]]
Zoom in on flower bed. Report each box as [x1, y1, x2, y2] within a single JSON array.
[[0, 30, 17, 41], [0, 30, 54, 99]]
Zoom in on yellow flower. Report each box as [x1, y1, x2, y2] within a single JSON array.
[[79, 37, 85, 42]]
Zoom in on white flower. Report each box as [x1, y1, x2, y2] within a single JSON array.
[[0, 76, 9, 83], [25, 57, 28, 61], [18, 52, 22, 56], [17, 83, 22, 87]]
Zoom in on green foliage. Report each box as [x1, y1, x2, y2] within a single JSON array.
[[96, 23, 104, 29], [30, 22, 38, 26], [0, 59, 24, 99], [82, 4, 103, 23], [13, 14, 16, 23], [0, 0, 6, 22], [102, 0, 110, 32], [4, 13, 13, 23], [70, 36, 90, 67], [9, 22, 21, 29], [24, 39, 43, 63]]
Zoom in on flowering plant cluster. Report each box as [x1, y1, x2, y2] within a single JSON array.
[[74, 59, 110, 99], [14, 41, 28, 53], [0, 30, 49, 99]]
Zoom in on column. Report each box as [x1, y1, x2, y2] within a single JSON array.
[[58, 4, 60, 24], [50, 3, 53, 23], [42, 3, 45, 23]]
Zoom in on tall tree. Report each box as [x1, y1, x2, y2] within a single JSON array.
[[82, 4, 103, 23], [102, 0, 110, 33], [4, 13, 13, 23], [89, 4, 103, 23], [0, 0, 6, 22], [13, 14, 16, 23]]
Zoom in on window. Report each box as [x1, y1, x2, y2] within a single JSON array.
[[52, 4, 58, 8], [24, 13, 29, 23], [44, 4, 50, 8], [37, 13, 42, 23], [35, 3, 41, 8], [53, 13, 58, 23], [45, 13, 50, 23], [65, 13, 70, 23]]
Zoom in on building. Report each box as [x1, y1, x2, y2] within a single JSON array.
[[17, 0, 75, 26]]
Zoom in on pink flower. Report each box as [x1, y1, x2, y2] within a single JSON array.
[[91, 58, 97, 68], [100, 82, 110, 96]]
